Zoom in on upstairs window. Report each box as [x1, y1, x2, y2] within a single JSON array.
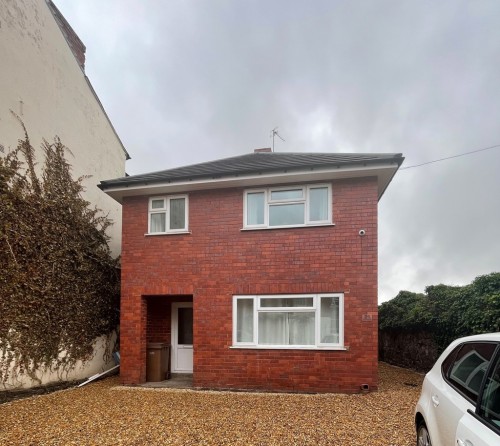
[[148, 195, 188, 234], [244, 184, 331, 229]]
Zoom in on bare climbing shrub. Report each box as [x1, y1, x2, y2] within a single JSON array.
[[0, 121, 120, 384]]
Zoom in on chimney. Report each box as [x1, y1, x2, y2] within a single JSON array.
[[254, 148, 272, 153], [46, 0, 86, 71]]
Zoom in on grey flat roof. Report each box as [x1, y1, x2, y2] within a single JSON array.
[[99, 151, 403, 190]]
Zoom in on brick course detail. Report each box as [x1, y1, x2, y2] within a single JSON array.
[[120, 177, 379, 393]]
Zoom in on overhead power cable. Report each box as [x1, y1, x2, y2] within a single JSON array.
[[400, 143, 500, 170]]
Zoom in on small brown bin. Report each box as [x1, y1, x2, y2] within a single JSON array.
[[146, 342, 170, 382]]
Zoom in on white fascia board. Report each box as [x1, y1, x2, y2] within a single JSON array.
[[103, 163, 399, 204]]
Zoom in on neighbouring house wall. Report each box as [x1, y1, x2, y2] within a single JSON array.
[[0, 0, 126, 388], [120, 177, 379, 393], [1, 333, 117, 390], [0, 0, 127, 256]]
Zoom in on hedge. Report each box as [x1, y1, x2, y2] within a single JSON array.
[[379, 272, 500, 352]]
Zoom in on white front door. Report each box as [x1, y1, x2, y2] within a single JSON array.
[[171, 302, 193, 373]]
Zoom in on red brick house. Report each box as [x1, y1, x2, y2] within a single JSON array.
[[99, 149, 403, 393]]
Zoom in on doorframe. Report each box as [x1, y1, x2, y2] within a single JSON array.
[[171, 302, 193, 373]]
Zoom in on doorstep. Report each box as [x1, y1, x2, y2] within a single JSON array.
[[140, 374, 193, 389]]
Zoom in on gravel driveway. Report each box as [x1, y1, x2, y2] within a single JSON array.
[[0, 362, 423, 445]]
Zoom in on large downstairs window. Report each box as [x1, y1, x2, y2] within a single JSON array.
[[233, 294, 344, 349], [148, 195, 188, 234], [244, 184, 332, 229]]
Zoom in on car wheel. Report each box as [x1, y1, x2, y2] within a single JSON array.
[[417, 420, 432, 446]]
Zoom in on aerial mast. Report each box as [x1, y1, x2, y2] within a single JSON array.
[[270, 127, 285, 152]]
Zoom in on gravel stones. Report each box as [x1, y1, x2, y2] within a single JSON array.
[[0, 363, 423, 445]]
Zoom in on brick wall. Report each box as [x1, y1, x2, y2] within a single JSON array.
[[46, 0, 86, 70], [379, 330, 439, 372], [146, 295, 193, 345], [121, 177, 379, 392], [146, 298, 171, 345]]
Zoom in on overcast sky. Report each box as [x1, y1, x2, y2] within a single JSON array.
[[55, 0, 500, 303]]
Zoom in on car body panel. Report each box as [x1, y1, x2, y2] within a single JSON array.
[[424, 371, 473, 446], [456, 411, 499, 446], [415, 333, 500, 446]]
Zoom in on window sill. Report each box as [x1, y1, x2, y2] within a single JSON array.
[[145, 231, 191, 236], [240, 223, 335, 231], [230, 345, 348, 351]]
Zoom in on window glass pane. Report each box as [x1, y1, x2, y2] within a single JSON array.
[[259, 313, 287, 345], [150, 213, 166, 232], [442, 346, 461, 377], [269, 203, 305, 226], [480, 357, 500, 428], [270, 189, 303, 201], [449, 343, 497, 401], [247, 192, 265, 225], [177, 307, 193, 345], [169, 198, 186, 230], [260, 297, 313, 308], [453, 351, 488, 382], [151, 199, 165, 209], [288, 313, 315, 345], [309, 187, 328, 221], [320, 296, 339, 343], [236, 299, 254, 342], [258, 312, 314, 345]]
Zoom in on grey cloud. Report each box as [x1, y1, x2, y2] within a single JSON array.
[[55, 0, 500, 301]]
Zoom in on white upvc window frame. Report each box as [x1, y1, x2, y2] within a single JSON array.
[[232, 293, 344, 350], [147, 194, 189, 234], [243, 184, 332, 230]]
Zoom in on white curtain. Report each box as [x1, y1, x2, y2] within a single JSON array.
[[236, 299, 254, 342], [309, 187, 328, 221], [259, 312, 314, 345], [320, 296, 339, 343], [169, 198, 185, 229], [150, 212, 166, 232], [247, 192, 264, 225]]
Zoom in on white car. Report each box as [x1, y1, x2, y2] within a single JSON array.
[[415, 332, 500, 446]]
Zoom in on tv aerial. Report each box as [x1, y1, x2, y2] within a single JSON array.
[[270, 127, 285, 152]]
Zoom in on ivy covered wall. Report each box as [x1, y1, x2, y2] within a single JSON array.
[[0, 124, 120, 385], [379, 272, 500, 371]]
